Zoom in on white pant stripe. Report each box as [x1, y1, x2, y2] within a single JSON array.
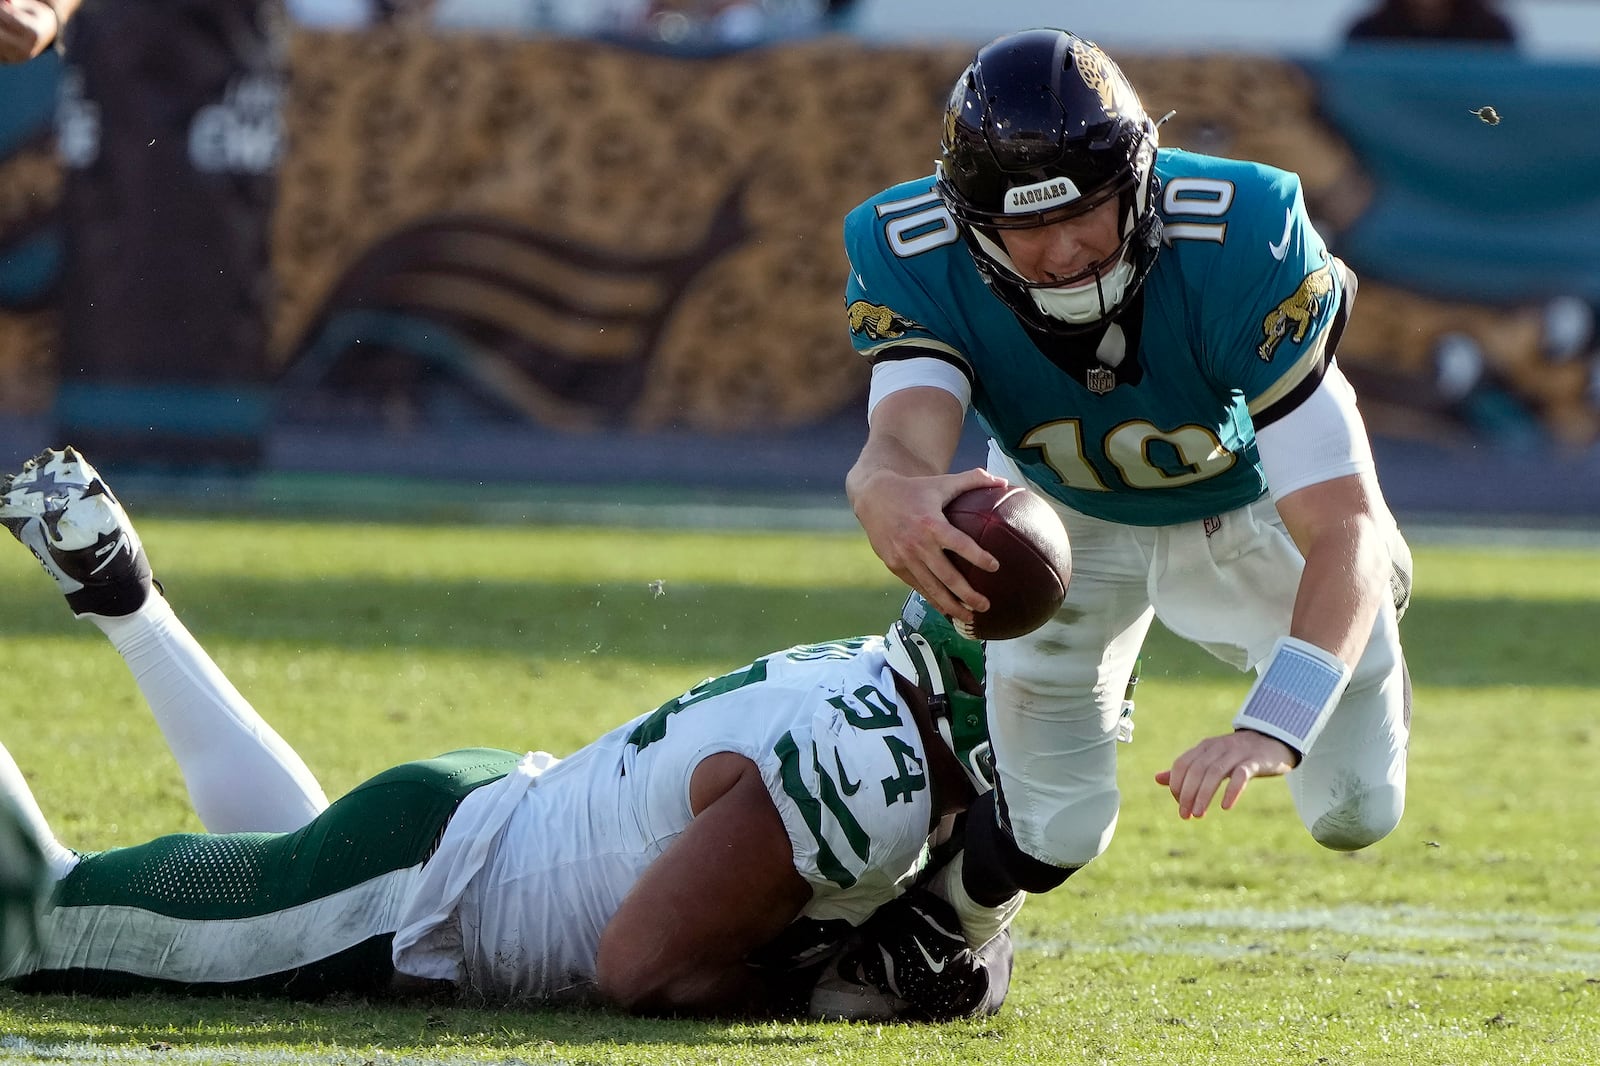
[[14, 866, 420, 983]]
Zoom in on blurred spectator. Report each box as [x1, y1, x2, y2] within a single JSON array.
[[1345, 0, 1516, 45], [426, 0, 636, 34], [416, 0, 856, 40], [643, 1, 817, 46], [286, 0, 428, 26]]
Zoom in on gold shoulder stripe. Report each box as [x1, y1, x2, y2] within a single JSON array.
[[857, 336, 968, 367], [1247, 328, 1328, 416]]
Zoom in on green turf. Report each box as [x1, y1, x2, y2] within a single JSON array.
[[2, 518, 1598, 1065]]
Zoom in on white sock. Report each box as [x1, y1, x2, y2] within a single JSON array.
[[0, 742, 80, 881], [88, 594, 330, 834]]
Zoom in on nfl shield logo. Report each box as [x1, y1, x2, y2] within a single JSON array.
[[1085, 366, 1116, 395]]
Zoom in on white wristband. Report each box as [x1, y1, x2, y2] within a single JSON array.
[[928, 851, 1024, 950], [1232, 636, 1353, 758]]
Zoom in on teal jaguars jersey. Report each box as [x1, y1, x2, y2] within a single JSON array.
[[844, 148, 1348, 526]]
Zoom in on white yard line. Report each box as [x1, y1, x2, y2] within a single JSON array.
[[1019, 904, 1600, 975], [0, 1037, 570, 1066]]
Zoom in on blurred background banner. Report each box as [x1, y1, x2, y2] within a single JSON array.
[[53, 0, 285, 470], [1, 2, 1598, 512], [1310, 49, 1600, 309]]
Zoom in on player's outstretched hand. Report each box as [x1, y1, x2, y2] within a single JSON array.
[[0, 0, 59, 63], [851, 466, 1004, 624], [1154, 729, 1299, 820]]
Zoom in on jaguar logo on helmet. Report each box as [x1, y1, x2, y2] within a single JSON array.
[[1071, 39, 1143, 121], [848, 300, 923, 341], [1258, 261, 1335, 361]]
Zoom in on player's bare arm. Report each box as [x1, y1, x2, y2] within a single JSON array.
[[594, 751, 811, 1016], [1275, 471, 1393, 666], [846, 386, 1003, 622], [1155, 471, 1392, 818], [0, 0, 75, 63]]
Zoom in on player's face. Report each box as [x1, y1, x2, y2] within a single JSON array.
[[996, 197, 1123, 286]]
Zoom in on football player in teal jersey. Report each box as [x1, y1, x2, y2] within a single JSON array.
[[843, 29, 1413, 914], [1, 447, 1014, 1020]]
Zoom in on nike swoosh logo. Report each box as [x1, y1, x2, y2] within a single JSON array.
[[833, 751, 861, 796], [909, 936, 947, 974], [1267, 208, 1293, 261], [89, 534, 127, 576]]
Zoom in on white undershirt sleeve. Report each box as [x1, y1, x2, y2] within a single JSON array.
[[866, 357, 972, 423], [1255, 363, 1375, 502]]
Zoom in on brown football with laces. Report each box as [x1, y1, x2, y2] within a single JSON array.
[[943, 485, 1071, 641]]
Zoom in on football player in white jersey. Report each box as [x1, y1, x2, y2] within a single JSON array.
[[843, 30, 1413, 915], [0, 447, 1015, 1020]]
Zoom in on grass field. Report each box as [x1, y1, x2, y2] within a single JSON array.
[[1, 513, 1598, 1065]]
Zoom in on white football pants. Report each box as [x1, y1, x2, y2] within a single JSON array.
[[984, 447, 1410, 869]]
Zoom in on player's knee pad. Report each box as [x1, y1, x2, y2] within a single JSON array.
[[961, 790, 1083, 903], [1389, 525, 1414, 622], [1029, 787, 1120, 868], [985, 632, 1126, 871], [1309, 780, 1404, 851], [977, 749, 1121, 873], [1303, 678, 1407, 852]]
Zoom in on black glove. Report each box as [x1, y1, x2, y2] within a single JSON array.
[[747, 916, 856, 1017], [812, 890, 1012, 1022]]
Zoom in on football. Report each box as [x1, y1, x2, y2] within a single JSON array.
[[944, 484, 1071, 640]]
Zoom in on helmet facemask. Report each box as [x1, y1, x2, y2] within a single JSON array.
[[883, 593, 995, 794]]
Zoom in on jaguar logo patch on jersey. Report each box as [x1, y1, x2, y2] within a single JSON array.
[[848, 300, 923, 341], [1257, 261, 1334, 361], [1072, 40, 1142, 119]]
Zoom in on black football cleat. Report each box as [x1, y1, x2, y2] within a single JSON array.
[[0, 447, 154, 618]]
